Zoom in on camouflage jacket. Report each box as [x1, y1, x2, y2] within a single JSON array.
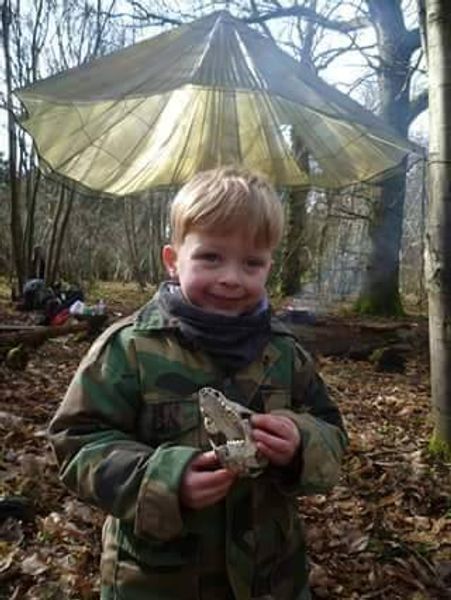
[[48, 292, 347, 600]]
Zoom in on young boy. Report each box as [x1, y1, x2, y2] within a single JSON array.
[[48, 166, 347, 600]]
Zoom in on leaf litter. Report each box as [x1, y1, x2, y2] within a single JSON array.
[[0, 298, 450, 599]]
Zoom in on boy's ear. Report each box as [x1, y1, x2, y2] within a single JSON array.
[[266, 257, 274, 277], [162, 244, 178, 277]]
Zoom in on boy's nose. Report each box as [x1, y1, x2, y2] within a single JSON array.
[[219, 264, 242, 286]]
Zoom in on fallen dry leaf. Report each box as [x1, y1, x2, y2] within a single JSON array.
[[1, 296, 450, 599]]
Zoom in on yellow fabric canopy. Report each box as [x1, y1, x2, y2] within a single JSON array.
[[16, 11, 420, 195]]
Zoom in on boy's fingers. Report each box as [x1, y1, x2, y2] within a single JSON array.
[[195, 468, 235, 488], [188, 471, 236, 508], [197, 474, 234, 498], [191, 451, 221, 470], [255, 441, 287, 465], [180, 464, 235, 509], [192, 485, 232, 509], [253, 428, 289, 451], [252, 414, 298, 440]]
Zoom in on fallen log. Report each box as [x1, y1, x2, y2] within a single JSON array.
[[0, 324, 47, 332], [0, 321, 89, 351], [0, 314, 110, 365], [280, 316, 428, 360]]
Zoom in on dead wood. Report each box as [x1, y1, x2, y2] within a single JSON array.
[[284, 318, 427, 360], [0, 322, 88, 359]]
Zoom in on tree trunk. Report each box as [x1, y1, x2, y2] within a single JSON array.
[[49, 186, 75, 283], [356, 163, 406, 315], [357, 0, 422, 315], [425, 0, 451, 454], [279, 140, 310, 296], [45, 185, 66, 286], [2, 0, 25, 294], [316, 192, 333, 295], [23, 168, 42, 278], [418, 163, 428, 309], [124, 197, 147, 291], [279, 187, 308, 296]]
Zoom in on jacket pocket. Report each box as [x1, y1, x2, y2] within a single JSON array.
[[120, 521, 200, 567], [114, 524, 201, 599], [138, 397, 200, 447]]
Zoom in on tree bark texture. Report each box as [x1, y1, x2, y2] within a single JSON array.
[[23, 168, 42, 279], [279, 186, 308, 296], [279, 138, 310, 296], [2, 0, 25, 293], [50, 187, 74, 284], [316, 192, 333, 294], [124, 197, 147, 291], [358, 163, 406, 315], [425, 0, 451, 448], [358, 0, 421, 315]]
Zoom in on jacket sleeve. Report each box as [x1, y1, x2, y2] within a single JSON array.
[[270, 342, 348, 496], [47, 323, 199, 541]]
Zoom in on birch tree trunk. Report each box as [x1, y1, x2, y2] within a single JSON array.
[[425, 0, 451, 454]]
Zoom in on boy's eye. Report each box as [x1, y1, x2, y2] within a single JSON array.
[[196, 252, 220, 263], [246, 258, 265, 268]]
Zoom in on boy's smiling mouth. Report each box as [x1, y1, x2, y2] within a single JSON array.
[[207, 292, 246, 303]]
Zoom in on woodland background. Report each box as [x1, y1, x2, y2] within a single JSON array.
[[1, 0, 429, 308], [1, 1, 451, 599]]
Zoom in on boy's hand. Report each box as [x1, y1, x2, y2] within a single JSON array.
[[180, 451, 236, 509], [251, 414, 301, 467]]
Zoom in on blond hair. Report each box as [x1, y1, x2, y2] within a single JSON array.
[[170, 166, 284, 249]]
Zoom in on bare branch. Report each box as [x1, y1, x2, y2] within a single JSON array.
[[408, 90, 428, 125], [124, 1, 183, 26], [248, 0, 274, 40], [245, 4, 370, 34], [402, 27, 421, 59]]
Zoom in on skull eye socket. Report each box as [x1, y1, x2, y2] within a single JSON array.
[[210, 432, 228, 446]]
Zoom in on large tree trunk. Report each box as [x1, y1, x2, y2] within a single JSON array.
[[357, 161, 406, 315], [357, 0, 422, 315], [425, 0, 451, 454]]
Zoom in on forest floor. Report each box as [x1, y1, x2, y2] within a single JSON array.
[[0, 281, 450, 600]]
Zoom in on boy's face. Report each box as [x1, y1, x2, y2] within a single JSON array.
[[162, 229, 272, 316]]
